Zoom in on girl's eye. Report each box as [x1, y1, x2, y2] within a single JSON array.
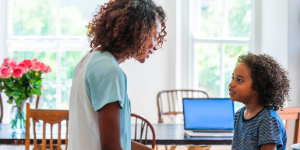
[[231, 77, 234, 81], [238, 79, 242, 82]]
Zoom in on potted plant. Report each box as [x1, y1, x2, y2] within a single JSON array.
[[0, 58, 51, 132]]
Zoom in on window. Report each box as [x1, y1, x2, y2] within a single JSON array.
[[188, 0, 252, 110], [7, 0, 107, 109], [190, 0, 251, 97]]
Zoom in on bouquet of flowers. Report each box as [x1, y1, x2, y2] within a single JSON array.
[[0, 58, 51, 130]]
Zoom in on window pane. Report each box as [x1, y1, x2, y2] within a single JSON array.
[[12, 51, 57, 109], [223, 45, 248, 111], [197, 43, 220, 97], [13, 0, 57, 36], [60, 0, 107, 36], [223, 45, 249, 96], [191, 0, 224, 38], [227, 0, 251, 38], [60, 51, 87, 108]]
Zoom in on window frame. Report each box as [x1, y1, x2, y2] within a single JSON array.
[[178, 0, 254, 97], [6, 0, 91, 109]]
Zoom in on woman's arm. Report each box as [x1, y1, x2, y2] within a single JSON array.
[[98, 101, 123, 150], [131, 141, 153, 150], [261, 143, 277, 150]]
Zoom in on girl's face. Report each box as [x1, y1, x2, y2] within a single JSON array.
[[229, 63, 257, 104], [136, 20, 162, 63]]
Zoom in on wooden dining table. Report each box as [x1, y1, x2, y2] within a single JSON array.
[[0, 123, 232, 146]]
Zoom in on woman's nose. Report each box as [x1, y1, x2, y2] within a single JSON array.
[[153, 44, 158, 50]]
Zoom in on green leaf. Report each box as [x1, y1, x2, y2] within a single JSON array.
[[33, 83, 40, 89], [20, 93, 26, 100], [14, 91, 21, 96], [10, 120, 17, 129], [19, 86, 26, 92], [11, 87, 19, 91], [7, 98, 13, 104], [15, 99, 22, 106], [13, 95, 20, 100], [29, 79, 36, 83], [7, 82, 14, 87], [25, 73, 31, 79], [5, 90, 14, 97], [31, 88, 41, 95]]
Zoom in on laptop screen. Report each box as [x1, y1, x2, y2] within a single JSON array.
[[183, 98, 234, 130]]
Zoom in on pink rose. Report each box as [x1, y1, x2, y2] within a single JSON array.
[[8, 60, 17, 69], [44, 65, 52, 73], [17, 62, 27, 69], [40, 63, 47, 72], [2, 58, 12, 67], [31, 61, 41, 71], [21, 59, 32, 68], [12, 67, 24, 78], [0, 67, 11, 78]]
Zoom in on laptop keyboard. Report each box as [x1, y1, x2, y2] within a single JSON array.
[[192, 130, 233, 133]]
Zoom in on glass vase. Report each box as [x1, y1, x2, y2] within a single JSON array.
[[10, 102, 26, 133]]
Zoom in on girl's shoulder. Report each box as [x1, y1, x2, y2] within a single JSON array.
[[235, 106, 246, 116]]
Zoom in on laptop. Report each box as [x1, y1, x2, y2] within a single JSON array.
[[183, 98, 234, 137]]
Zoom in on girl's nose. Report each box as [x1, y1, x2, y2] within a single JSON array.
[[229, 81, 234, 88]]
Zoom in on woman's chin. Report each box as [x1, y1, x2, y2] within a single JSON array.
[[137, 58, 146, 63]]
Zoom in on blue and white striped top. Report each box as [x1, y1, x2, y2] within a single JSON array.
[[232, 107, 287, 150]]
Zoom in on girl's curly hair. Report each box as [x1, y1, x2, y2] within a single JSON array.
[[86, 0, 167, 60], [237, 53, 290, 110]]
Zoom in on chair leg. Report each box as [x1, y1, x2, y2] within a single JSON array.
[[170, 146, 177, 150]]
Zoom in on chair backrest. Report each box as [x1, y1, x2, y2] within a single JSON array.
[[277, 107, 300, 144], [156, 89, 209, 123], [25, 103, 69, 150], [0, 91, 3, 123], [131, 113, 156, 149]]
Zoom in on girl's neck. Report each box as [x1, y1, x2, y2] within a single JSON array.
[[244, 102, 264, 120]]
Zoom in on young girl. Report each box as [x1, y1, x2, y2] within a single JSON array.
[[229, 53, 290, 150], [68, 0, 166, 150]]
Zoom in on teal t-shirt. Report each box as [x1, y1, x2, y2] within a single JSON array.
[[85, 51, 131, 150]]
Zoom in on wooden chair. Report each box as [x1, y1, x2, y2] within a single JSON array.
[[156, 90, 209, 150], [157, 89, 209, 124], [277, 107, 300, 144], [131, 113, 156, 149], [0, 91, 3, 123], [25, 103, 69, 150]]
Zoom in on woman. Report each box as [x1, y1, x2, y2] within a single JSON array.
[[68, 0, 167, 150]]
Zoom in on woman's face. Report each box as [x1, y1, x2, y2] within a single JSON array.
[[136, 20, 162, 63]]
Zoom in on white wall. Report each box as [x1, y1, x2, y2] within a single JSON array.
[[0, 0, 9, 123], [288, 0, 300, 108], [260, 0, 288, 69], [0, 0, 7, 61], [287, 0, 300, 149]]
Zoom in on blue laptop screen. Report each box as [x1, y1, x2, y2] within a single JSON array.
[[183, 98, 234, 130]]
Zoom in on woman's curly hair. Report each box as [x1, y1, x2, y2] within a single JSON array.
[[86, 0, 167, 60], [237, 53, 290, 110]]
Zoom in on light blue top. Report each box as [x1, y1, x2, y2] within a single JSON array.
[[85, 51, 131, 150]]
